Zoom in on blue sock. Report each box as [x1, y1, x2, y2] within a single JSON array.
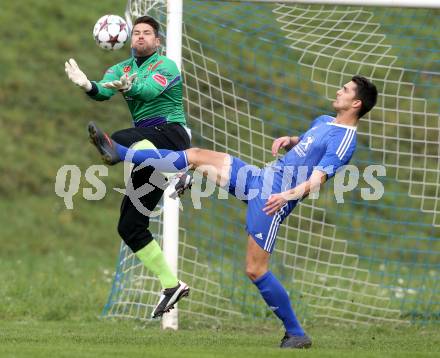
[[253, 271, 304, 336], [115, 144, 188, 172]]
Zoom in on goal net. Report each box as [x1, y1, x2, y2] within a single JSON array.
[[103, 0, 440, 326]]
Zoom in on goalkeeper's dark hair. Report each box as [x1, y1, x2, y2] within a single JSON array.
[[133, 16, 160, 37], [351, 75, 378, 119]]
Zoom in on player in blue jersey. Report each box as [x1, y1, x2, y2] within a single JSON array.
[[88, 75, 377, 349]]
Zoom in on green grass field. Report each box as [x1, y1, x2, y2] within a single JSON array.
[[1, 321, 439, 357], [1, 199, 439, 357]]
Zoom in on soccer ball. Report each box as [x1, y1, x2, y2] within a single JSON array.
[[93, 15, 129, 51]]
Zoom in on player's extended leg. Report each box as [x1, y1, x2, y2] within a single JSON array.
[[246, 236, 312, 349], [88, 121, 231, 187]]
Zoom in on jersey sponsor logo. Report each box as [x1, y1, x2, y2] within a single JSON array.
[[152, 73, 168, 87], [255, 233, 264, 240], [151, 60, 163, 71], [269, 306, 279, 311], [157, 69, 172, 77], [123, 66, 131, 73], [294, 135, 314, 157], [301, 135, 314, 151], [294, 146, 306, 157], [105, 69, 114, 74]]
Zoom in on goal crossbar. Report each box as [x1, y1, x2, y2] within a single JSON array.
[[219, 0, 440, 9]]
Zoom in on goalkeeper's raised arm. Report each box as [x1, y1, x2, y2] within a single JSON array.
[[64, 58, 121, 100], [64, 58, 93, 92], [64, 53, 185, 127]]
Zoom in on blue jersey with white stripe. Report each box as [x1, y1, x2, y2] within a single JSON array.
[[270, 115, 357, 190], [228, 115, 357, 253]]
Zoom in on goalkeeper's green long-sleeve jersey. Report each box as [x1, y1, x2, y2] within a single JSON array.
[[88, 52, 186, 128]]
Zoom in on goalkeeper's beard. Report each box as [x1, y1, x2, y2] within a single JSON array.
[[132, 44, 157, 57]]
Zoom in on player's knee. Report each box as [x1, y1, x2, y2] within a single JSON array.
[[187, 147, 201, 153], [118, 226, 154, 252], [117, 215, 153, 252], [245, 265, 263, 281], [186, 147, 201, 165]]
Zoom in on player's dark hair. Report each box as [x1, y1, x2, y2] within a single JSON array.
[[351, 75, 378, 119], [133, 16, 160, 37]]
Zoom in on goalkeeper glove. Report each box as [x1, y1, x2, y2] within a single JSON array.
[[64, 58, 92, 92], [102, 73, 137, 92]]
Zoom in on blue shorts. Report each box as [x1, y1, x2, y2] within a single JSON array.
[[227, 156, 297, 253]]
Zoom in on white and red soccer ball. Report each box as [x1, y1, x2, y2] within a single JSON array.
[[93, 15, 129, 51]]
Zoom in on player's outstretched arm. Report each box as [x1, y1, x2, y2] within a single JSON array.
[[271, 136, 300, 156], [64, 58, 92, 92], [263, 170, 327, 215]]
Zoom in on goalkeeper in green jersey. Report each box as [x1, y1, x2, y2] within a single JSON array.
[[64, 16, 192, 318]]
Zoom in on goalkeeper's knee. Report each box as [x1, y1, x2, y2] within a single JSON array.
[[118, 223, 154, 253]]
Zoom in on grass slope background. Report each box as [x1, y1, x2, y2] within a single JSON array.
[[0, 0, 439, 356], [1, 0, 132, 322]]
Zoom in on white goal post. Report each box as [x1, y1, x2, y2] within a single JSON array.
[[161, 0, 183, 330]]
